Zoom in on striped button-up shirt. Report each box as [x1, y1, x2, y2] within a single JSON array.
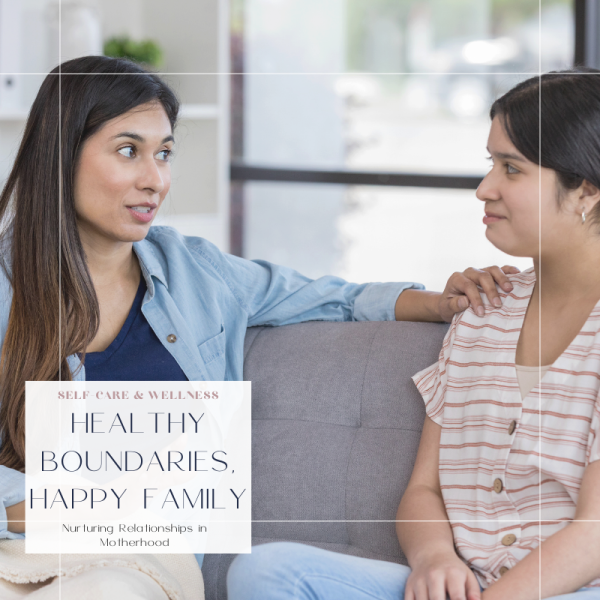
[[412, 267, 600, 588]]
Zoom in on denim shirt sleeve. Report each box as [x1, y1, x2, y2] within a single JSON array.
[[0, 465, 25, 539], [218, 253, 425, 327]]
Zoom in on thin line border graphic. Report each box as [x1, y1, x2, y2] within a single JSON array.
[[20, 4, 574, 598], [538, 0, 543, 596]]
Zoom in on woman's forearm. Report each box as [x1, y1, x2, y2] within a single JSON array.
[[395, 290, 443, 322], [6, 500, 25, 533], [483, 521, 600, 600], [396, 484, 456, 565]]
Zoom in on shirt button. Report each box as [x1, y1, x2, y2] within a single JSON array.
[[501, 534, 517, 546], [508, 420, 517, 435], [499, 566, 509, 576], [167, 334, 177, 343], [493, 478, 503, 493]]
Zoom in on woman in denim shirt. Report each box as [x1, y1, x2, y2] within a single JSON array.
[[0, 56, 515, 595]]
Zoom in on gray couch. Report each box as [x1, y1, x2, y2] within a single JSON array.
[[201, 320, 449, 600]]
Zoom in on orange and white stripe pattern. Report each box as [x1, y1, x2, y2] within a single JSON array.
[[412, 267, 600, 589]]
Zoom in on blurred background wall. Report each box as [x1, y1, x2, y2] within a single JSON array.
[[0, 0, 581, 289]]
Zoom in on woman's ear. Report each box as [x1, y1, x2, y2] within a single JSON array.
[[578, 179, 600, 218]]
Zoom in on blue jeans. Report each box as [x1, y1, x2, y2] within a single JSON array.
[[226, 542, 600, 600]]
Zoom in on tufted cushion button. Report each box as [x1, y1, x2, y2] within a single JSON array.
[[493, 478, 503, 493], [167, 334, 177, 343], [501, 534, 517, 546]]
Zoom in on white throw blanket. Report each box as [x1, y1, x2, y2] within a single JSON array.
[[0, 540, 204, 600]]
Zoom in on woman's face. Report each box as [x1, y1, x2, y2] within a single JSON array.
[[73, 102, 174, 247], [476, 115, 580, 259]]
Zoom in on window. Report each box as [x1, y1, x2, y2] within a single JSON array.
[[231, 0, 575, 289]]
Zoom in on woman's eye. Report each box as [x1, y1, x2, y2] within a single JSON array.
[[506, 163, 519, 175], [157, 149, 172, 161], [118, 146, 135, 158]]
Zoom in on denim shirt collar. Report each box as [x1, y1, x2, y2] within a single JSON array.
[[133, 237, 168, 296]]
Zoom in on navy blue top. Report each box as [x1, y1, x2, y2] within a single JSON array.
[[84, 277, 188, 381]]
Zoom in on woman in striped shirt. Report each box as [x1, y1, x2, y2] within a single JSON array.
[[227, 69, 600, 599], [398, 69, 600, 599]]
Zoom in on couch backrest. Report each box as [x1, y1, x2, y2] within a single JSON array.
[[243, 320, 448, 563]]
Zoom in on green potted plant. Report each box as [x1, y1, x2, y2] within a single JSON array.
[[103, 37, 163, 69]]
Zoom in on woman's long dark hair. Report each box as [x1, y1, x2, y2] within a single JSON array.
[[491, 67, 600, 218], [0, 56, 179, 471]]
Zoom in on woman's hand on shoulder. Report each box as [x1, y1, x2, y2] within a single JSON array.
[[404, 550, 481, 600], [438, 265, 519, 323]]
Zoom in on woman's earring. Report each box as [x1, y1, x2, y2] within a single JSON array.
[[582, 211, 587, 225]]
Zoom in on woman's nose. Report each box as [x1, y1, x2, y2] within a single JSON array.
[[138, 158, 165, 194], [476, 170, 501, 203]]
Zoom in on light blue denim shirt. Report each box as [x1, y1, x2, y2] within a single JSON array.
[[0, 225, 424, 543]]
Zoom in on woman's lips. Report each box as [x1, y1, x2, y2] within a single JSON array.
[[483, 213, 505, 225], [126, 206, 156, 223]]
